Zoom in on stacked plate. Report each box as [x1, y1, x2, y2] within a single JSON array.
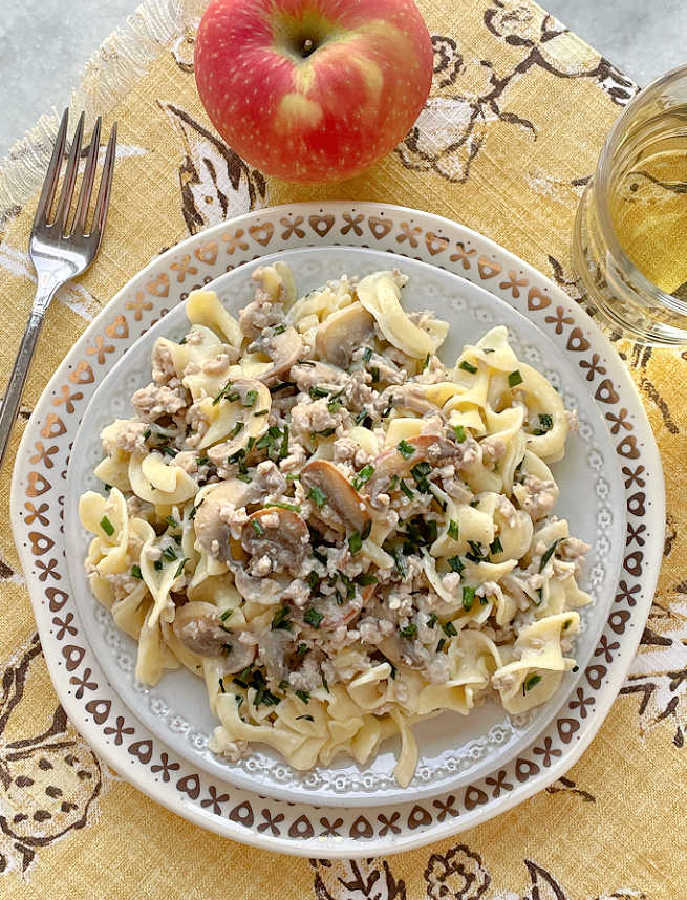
[[12, 203, 663, 856]]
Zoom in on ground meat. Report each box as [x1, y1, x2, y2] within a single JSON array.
[[151, 339, 177, 386], [290, 397, 349, 444], [480, 436, 507, 465], [238, 294, 283, 339], [254, 460, 287, 497], [513, 475, 557, 520], [101, 419, 148, 455], [559, 536, 590, 562], [201, 352, 235, 376], [496, 494, 518, 527], [131, 383, 188, 422]]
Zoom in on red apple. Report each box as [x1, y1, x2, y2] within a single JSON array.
[[194, 0, 433, 182]]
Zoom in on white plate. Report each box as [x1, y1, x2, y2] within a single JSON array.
[[64, 245, 624, 807], [11, 202, 664, 856]]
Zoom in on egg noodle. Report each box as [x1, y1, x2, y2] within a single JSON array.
[[79, 263, 591, 786]]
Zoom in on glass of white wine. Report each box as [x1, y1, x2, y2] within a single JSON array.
[[574, 63, 687, 344]]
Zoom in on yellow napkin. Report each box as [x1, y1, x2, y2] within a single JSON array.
[[0, 0, 684, 895]]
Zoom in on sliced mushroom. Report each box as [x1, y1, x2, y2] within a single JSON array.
[[241, 507, 309, 573], [172, 601, 256, 671], [250, 326, 303, 384], [193, 480, 260, 559], [233, 568, 285, 604], [291, 360, 347, 393], [315, 302, 375, 368], [364, 434, 462, 499], [301, 460, 370, 535]]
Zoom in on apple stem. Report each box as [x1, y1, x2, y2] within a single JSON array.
[[300, 38, 315, 57]]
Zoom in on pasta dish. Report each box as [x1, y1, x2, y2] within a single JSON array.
[[79, 263, 591, 786]]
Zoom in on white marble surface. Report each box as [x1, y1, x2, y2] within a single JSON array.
[[0, 0, 685, 159]]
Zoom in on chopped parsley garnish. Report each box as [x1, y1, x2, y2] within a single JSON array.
[[143, 428, 151, 440], [427, 613, 438, 628], [220, 609, 233, 622], [271, 605, 291, 631], [483, 347, 495, 354], [273, 323, 286, 335], [442, 621, 457, 637], [327, 399, 342, 413], [436, 638, 446, 652], [100, 516, 114, 537], [462, 585, 476, 612], [539, 539, 560, 572], [213, 381, 234, 405], [458, 359, 477, 374], [242, 389, 258, 408], [533, 412, 554, 435], [218, 677, 226, 693], [174, 557, 188, 578], [313, 426, 336, 438], [448, 555, 464, 573], [196, 454, 209, 467], [448, 519, 459, 540], [236, 472, 253, 483], [351, 465, 374, 490], [525, 673, 542, 691], [304, 607, 324, 628], [227, 421, 244, 440], [270, 380, 296, 393], [399, 478, 414, 500], [295, 689, 310, 704], [355, 407, 370, 426], [307, 485, 327, 508], [165, 515, 178, 529], [158, 444, 177, 457], [306, 571, 321, 591], [153, 560, 163, 571], [391, 546, 407, 577], [410, 461, 431, 492], [272, 501, 301, 512], [162, 545, 178, 561], [189, 499, 203, 520], [422, 352, 430, 371], [308, 385, 329, 400], [348, 531, 363, 555], [466, 540, 487, 562], [357, 573, 378, 586], [296, 643, 309, 658], [453, 424, 467, 443], [369, 366, 380, 383], [254, 409, 269, 417], [252, 519, 265, 536], [130, 564, 142, 579], [397, 440, 415, 460], [400, 623, 417, 640], [508, 369, 523, 388], [296, 714, 314, 722], [381, 397, 394, 419], [362, 346, 373, 363], [489, 536, 503, 556]]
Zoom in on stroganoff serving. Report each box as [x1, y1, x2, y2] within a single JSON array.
[[79, 263, 591, 786]]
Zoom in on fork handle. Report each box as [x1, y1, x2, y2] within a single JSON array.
[[0, 311, 45, 469]]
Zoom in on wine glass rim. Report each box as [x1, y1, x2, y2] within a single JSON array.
[[594, 62, 687, 317]]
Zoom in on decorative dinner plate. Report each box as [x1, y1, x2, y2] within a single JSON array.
[[11, 202, 663, 855]]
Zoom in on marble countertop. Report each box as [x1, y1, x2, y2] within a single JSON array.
[[1, 0, 685, 159]]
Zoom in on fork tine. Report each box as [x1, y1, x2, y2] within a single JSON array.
[[90, 122, 117, 245], [73, 116, 102, 235], [33, 108, 69, 227], [53, 111, 85, 233]]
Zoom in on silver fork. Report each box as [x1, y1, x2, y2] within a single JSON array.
[[0, 109, 116, 468]]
